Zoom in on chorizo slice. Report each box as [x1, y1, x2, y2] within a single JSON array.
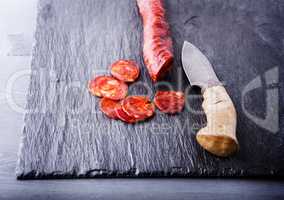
[[111, 60, 140, 82], [88, 76, 128, 100], [115, 104, 138, 124], [99, 98, 120, 119], [122, 96, 155, 120], [137, 0, 174, 82], [154, 91, 185, 114]]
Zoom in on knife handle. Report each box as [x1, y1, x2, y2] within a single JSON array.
[[196, 85, 239, 157]]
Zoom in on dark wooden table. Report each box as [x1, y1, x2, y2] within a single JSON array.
[[1, 1, 284, 199]]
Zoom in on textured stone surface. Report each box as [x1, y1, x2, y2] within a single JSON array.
[[17, 0, 284, 179]]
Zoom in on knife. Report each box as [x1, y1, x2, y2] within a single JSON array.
[[182, 41, 239, 157]]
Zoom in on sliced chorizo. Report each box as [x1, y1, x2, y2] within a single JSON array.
[[88, 76, 128, 100], [122, 96, 155, 120], [115, 104, 138, 124], [154, 91, 185, 114], [99, 98, 120, 119], [111, 60, 140, 82]]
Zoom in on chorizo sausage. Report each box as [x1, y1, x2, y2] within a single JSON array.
[[122, 96, 155, 120], [137, 0, 173, 82], [88, 76, 128, 100], [154, 91, 185, 114], [100, 98, 120, 119], [111, 60, 140, 82]]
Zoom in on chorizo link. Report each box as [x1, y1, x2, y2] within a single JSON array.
[[137, 0, 174, 82]]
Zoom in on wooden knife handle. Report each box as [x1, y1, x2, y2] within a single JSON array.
[[196, 85, 239, 157]]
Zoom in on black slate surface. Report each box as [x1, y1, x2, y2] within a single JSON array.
[[16, 0, 284, 179]]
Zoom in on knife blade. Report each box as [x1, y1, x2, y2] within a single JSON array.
[[181, 41, 222, 90], [181, 40, 239, 157]]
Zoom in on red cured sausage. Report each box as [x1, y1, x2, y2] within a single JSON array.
[[154, 91, 185, 114], [122, 96, 155, 120], [99, 98, 120, 119], [88, 76, 128, 100], [111, 60, 140, 82], [115, 104, 138, 123], [137, 0, 173, 82]]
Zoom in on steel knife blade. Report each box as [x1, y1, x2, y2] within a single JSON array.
[[181, 41, 222, 90]]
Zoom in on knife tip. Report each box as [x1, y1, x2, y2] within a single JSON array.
[[182, 40, 190, 47], [181, 41, 191, 61]]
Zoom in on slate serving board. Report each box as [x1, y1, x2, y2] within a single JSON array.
[[16, 0, 284, 179]]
